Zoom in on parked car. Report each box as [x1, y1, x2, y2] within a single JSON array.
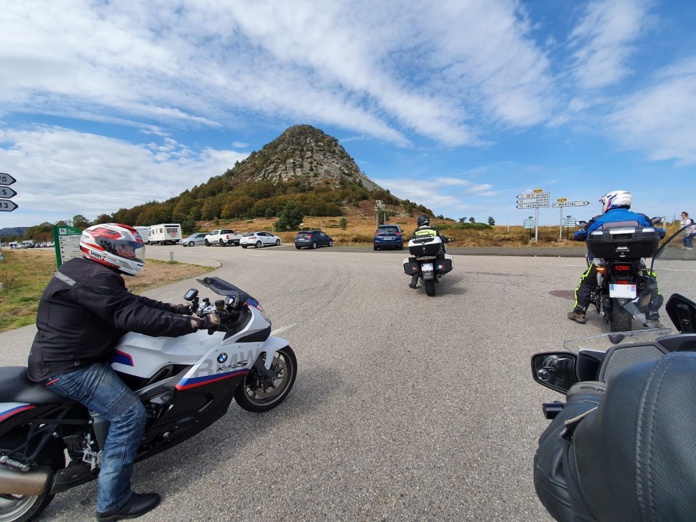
[[240, 231, 281, 248], [294, 230, 333, 249], [205, 229, 241, 246], [373, 224, 403, 250], [179, 233, 208, 247]]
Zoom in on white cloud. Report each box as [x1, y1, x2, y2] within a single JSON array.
[[607, 57, 696, 165], [569, 0, 651, 89], [0, 127, 247, 224]]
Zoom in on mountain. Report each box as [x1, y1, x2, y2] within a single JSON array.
[[226, 124, 382, 192], [105, 124, 432, 228], [0, 227, 28, 238]]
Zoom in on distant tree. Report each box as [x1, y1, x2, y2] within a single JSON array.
[[469, 217, 476, 224], [275, 202, 304, 231], [94, 213, 112, 224], [459, 217, 467, 223], [487, 216, 496, 226], [72, 215, 91, 229], [340, 217, 348, 230], [436, 214, 444, 220], [264, 207, 275, 219]]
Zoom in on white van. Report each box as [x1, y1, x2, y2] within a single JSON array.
[[148, 224, 182, 245]]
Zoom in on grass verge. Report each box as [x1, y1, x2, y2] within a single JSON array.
[[0, 249, 214, 332]]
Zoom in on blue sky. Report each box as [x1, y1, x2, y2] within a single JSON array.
[[1, 0, 695, 228]]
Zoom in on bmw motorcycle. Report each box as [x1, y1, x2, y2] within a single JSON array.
[[402, 235, 453, 296], [0, 277, 297, 521]]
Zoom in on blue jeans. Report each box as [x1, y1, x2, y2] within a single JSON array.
[[684, 232, 694, 248], [47, 363, 147, 513]]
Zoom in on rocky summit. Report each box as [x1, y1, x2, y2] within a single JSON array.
[[224, 124, 382, 192]]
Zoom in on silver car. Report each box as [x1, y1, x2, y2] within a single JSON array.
[[179, 233, 208, 247]]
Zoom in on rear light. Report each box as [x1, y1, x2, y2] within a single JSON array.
[[613, 264, 632, 272], [596, 266, 607, 274]]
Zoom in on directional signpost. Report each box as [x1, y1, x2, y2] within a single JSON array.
[[552, 198, 589, 240], [0, 173, 18, 213], [516, 189, 549, 241]]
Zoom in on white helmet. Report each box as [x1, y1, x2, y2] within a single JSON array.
[[80, 224, 145, 276], [600, 190, 632, 214]]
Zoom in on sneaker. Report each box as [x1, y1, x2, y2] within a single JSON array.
[[688, 247, 694, 250], [644, 318, 663, 328], [567, 310, 586, 324], [408, 283, 417, 289]]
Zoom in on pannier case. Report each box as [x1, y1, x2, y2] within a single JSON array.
[[586, 227, 660, 259]]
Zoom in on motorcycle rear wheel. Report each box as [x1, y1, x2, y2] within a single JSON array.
[[610, 304, 633, 332], [235, 347, 297, 413], [0, 431, 65, 522], [424, 279, 436, 297]]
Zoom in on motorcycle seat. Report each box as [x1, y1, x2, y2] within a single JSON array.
[[0, 366, 74, 406]]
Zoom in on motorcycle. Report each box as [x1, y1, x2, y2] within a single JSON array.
[[0, 277, 297, 522], [531, 292, 696, 418], [402, 235, 453, 296]]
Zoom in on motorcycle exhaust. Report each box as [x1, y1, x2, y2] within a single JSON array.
[[0, 464, 53, 496]]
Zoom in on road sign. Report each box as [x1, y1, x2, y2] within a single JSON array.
[[517, 201, 550, 209], [0, 173, 16, 186], [523, 217, 535, 229], [0, 187, 16, 199], [0, 200, 18, 212], [552, 200, 590, 208], [54, 226, 83, 267], [517, 192, 550, 200], [563, 216, 577, 227], [518, 197, 549, 204]]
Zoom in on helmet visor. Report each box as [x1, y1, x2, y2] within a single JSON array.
[[114, 240, 145, 263]]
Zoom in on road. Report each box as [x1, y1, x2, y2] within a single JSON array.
[[3, 244, 696, 521]]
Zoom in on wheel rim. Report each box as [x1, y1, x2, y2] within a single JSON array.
[[312, 242, 317, 249], [189, 241, 194, 246], [0, 493, 42, 521], [256, 241, 261, 248], [242, 351, 294, 406]]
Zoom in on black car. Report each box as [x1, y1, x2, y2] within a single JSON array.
[[295, 230, 333, 249]]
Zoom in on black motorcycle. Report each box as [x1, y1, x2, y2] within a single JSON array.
[[402, 235, 453, 296]]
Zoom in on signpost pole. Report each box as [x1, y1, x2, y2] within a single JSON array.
[[559, 206, 563, 241], [535, 207, 539, 242]]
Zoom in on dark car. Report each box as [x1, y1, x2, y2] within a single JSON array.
[[373, 224, 403, 250], [295, 230, 333, 249]]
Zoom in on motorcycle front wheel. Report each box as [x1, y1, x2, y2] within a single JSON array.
[[0, 431, 65, 522], [235, 347, 297, 413]]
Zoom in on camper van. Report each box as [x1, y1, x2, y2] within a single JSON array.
[[148, 224, 182, 245], [134, 226, 150, 244]]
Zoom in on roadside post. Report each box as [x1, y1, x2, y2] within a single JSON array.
[[517, 189, 549, 242], [552, 199, 589, 241]]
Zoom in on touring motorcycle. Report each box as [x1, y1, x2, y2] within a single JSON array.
[[402, 235, 453, 296], [0, 277, 297, 521]]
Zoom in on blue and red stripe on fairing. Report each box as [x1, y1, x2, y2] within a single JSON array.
[[110, 350, 134, 367], [175, 368, 248, 391], [0, 404, 35, 422]]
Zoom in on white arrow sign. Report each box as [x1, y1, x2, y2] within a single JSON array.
[[517, 192, 550, 200], [0, 199, 18, 212], [517, 202, 550, 209], [552, 200, 590, 208], [0, 187, 17, 199], [518, 197, 549, 204], [0, 173, 16, 186]]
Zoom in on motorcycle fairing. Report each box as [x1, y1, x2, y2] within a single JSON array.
[[0, 403, 35, 422]]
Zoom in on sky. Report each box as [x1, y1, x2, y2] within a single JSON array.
[[1, 0, 695, 229]]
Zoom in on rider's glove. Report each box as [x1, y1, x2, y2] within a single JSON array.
[[191, 313, 220, 331], [171, 303, 192, 315]]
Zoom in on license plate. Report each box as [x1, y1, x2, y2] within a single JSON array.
[[609, 284, 636, 298], [422, 263, 434, 271]]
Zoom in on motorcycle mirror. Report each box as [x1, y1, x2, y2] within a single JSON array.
[[650, 216, 663, 225], [577, 220, 588, 227], [666, 293, 696, 333], [531, 352, 579, 394], [183, 288, 198, 302]]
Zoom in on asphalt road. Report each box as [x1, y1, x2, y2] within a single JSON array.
[[3, 245, 696, 521]]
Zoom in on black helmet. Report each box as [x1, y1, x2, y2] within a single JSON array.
[[417, 215, 430, 227]]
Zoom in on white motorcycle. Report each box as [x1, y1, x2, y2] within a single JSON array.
[[403, 235, 453, 296], [0, 277, 297, 521]]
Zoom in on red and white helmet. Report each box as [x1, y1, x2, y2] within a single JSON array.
[[600, 190, 632, 214], [80, 224, 145, 276]]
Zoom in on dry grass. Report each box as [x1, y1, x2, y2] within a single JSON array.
[[0, 249, 213, 332]]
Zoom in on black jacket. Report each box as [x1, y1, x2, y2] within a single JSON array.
[[534, 352, 696, 521], [28, 258, 195, 381]]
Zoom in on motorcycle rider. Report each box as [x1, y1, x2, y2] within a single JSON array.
[[534, 352, 696, 521], [27, 224, 218, 521], [567, 190, 665, 327], [408, 215, 447, 288]]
